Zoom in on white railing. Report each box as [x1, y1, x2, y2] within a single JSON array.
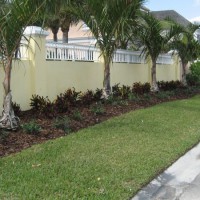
[[113, 49, 145, 63], [46, 42, 173, 65], [15, 39, 29, 59], [46, 42, 100, 62], [156, 54, 173, 65]]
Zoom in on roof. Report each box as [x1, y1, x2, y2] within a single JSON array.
[[151, 10, 191, 27]]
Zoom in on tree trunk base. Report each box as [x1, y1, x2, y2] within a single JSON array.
[[101, 88, 110, 99], [151, 83, 159, 92], [0, 92, 20, 130]]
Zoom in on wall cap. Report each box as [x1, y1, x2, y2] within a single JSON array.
[[23, 26, 49, 37]]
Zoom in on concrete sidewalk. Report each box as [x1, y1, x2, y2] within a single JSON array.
[[132, 142, 200, 200]]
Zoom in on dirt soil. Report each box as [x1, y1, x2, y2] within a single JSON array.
[[0, 91, 199, 158]]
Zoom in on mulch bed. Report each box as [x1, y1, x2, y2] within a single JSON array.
[[0, 91, 199, 158]]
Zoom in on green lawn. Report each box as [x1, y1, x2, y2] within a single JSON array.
[[1, 96, 200, 200]]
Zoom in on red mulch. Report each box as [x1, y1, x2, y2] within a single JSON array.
[[0, 91, 198, 158]]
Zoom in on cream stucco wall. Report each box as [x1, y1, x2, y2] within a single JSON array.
[[0, 28, 181, 113], [111, 63, 150, 86]]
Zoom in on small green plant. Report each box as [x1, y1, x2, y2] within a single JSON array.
[[117, 100, 129, 106], [155, 91, 171, 99], [128, 93, 140, 102], [0, 130, 9, 142], [22, 121, 41, 135], [72, 109, 83, 121], [90, 103, 105, 115], [53, 117, 71, 134], [105, 94, 116, 104], [143, 93, 152, 100]]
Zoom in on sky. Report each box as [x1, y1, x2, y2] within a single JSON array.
[[145, 0, 200, 22]]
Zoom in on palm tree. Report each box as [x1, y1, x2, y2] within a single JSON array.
[[169, 23, 200, 85], [43, 0, 69, 42], [70, 0, 145, 96], [137, 13, 185, 91], [0, 0, 54, 130]]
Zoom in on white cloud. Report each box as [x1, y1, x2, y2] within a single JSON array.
[[190, 16, 200, 23]]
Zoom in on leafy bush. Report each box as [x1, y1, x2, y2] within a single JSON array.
[[30, 95, 47, 110], [90, 103, 105, 115], [55, 88, 81, 112], [12, 102, 21, 116], [186, 62, 200, 86], [112, 83, 121, 97], [157, 80, 183, 91], [112, 83, 131, 99], [132, 82, 151, 95], [30, 95, 55, 118], [94, 88, 103, 101], [72, 109, 83, 121], [22, 121, 41, 135], [80, 90, 95, 105], [53, 117, 71, 134], [120, 85, 131, 99]]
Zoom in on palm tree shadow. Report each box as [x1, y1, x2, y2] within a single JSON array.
[[133, 172, 176, 200]]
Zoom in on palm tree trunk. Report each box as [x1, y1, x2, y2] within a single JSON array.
[[60, 17, 70, 43], [181, 61, 187, 86], [62, 28, 69, 43], [151, 59, 159, 92], [53, 32, 58, 42], [51, 27, 59, 42], [103, 61, 111, 98], [0, 59, 19, 130]]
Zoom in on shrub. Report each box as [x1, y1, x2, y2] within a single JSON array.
[[53, 117, 71, 134], [80, 90, 95, 105], [90, 103, 105, 115], [112, 84, 131, 99], [94, 88, 103, 101], [12, 102, 21, 116], [120, 85, 131, 99], [143, 82, 151, 93], [30, 95, 47, 110], [55, 88, 81, 112], [186, 62, 200, 86], [112, 83, 121, 97], [30, 95, 55, 118], [157, 80, 183, 91], [22, 121, 41, 135], [132, 82, 151, 95]]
